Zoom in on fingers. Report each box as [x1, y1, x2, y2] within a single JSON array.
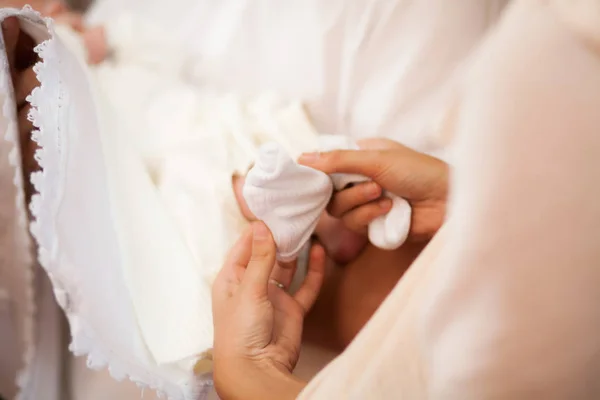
[[242, 222, 277, 293], [299, 146, 448, 201], [212, 226, 253, 302], [341, 198, 393, 233], [15, 66, 38, 106], [293, 244, 326, 315], [269, 259, 297, 290], [327, 181, 382, 218], [299, 149, 402, 196], [298, 149, 390, 177]]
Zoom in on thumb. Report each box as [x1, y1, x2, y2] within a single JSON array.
[[242, 222, 277, 293]]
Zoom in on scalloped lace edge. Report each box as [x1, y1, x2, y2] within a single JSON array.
[[24, 7, 211, 399]]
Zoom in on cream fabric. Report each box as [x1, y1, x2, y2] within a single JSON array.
[[0, 1, 509, 399], [86, 0, 507, 161], [299, 0, 600, 398], [31, 18, 333, 399]]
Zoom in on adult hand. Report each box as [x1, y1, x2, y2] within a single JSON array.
[[2, 16, 40, 199], [299, 138, 448, 242], [212, 221, 326, 400]]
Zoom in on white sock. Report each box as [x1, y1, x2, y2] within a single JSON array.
[[244, 137, 413, 260], [243, 143, 333, 262], [318, 135, 412, 250]]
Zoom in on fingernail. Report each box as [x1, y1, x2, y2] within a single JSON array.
[[253, 222, 269, 240], [365, 182, 380, 198], [380, 198, 393, 209], [298, 152, 320, 163]]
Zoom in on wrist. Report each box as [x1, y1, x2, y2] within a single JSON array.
[[214, 357, 306, 400]]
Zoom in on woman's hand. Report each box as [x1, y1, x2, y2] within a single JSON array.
[[212, 221, 326, 400], [299, 138, 448, 242]]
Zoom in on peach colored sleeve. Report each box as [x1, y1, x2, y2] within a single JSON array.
[[299, 1, 600, 398]]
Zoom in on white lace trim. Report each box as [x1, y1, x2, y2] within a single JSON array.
[[24, 8, 211, 399]]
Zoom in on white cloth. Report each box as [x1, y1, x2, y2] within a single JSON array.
[[86, 0, 507, 159], [2, 1, 509, 399], [24, 13, 336, 399], [299, 0, 600, 398], [243, 143, 333, 262], [244, 137, 413, 260]]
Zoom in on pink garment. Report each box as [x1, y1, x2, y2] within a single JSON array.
[[300, 0, 600, 398]]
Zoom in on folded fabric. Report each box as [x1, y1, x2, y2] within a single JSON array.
[[18, 0, 496, 398], [25, 14, 330, 399], [244, 136, 413, 261]]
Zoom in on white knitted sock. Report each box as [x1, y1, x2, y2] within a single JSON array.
[[318, 135, 412, 250], [243, 137, 413, 260], [243, 143, 333, 262]]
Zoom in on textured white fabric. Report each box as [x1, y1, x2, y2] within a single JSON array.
[[244, 143, 333, 262]]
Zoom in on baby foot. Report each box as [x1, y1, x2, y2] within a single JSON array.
[[314, 212, 368, 265]]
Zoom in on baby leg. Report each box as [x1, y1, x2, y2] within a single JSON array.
[[313, 212, 368, 265]]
